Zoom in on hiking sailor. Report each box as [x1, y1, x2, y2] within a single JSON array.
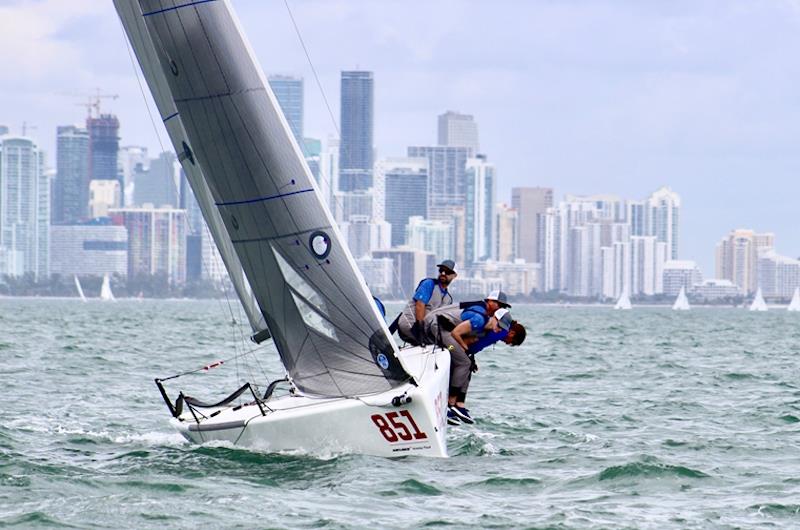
[[421, 291, 524, 424], [395, 259, 457, 346]]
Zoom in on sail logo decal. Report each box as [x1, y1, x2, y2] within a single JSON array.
[[370, 411, 428, 443], [376, 353, 389, 370]]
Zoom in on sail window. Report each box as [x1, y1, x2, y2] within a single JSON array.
[[309, 231, 331, 259], [290, 292, 338, 341], [271, 245, 326, 312]]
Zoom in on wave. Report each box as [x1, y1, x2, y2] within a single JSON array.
[[0, 511, 77, 528], [750, 503, 800, 517], [598, 460, 709, 481]]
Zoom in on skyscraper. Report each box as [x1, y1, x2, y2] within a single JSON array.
[[407, 145, 471, 210], [464, 155, 495, 264], [380, 157, 428, 247], [268, 75, 304, 148], [88, 114, 120, 181], [438, 111, 479, 152], [135, 151, 179, 208], [53, 125, 90, 224], [0, 136, 49, 278], [715, 229, 774, 295], [109, 205, 187, 285], [511, 187, 553, 264], [339, 71, 374, 192], [647, 187, 680, 260]]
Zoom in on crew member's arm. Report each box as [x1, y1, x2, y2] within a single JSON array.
[[450, 320, 473, 352], [414, 300, 426, 322]]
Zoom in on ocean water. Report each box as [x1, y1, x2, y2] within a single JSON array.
[[2, 298, 800, 529]]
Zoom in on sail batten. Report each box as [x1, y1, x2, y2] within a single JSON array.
[[116, 0, 409, 397]]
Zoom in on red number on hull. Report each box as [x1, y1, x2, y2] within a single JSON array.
[[371, 411, 428, 443]]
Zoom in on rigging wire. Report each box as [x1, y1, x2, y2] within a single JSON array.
[[281, 0, 411, 305], [119, 15, 269, 393]]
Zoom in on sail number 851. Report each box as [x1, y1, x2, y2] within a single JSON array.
[[371, 411, 428, 443]]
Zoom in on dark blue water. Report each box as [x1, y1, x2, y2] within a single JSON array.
[[2, 299, 800, 528]]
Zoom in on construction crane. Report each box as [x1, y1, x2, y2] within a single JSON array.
[[74, 89, 119, 119]]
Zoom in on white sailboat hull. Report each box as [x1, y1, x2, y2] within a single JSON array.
[[171, 346, 451, 458]]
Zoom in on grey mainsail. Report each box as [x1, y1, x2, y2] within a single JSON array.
[[115, 0, 410, 397]]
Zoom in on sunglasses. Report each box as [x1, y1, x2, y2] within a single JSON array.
[[439, 268, 454, 275]]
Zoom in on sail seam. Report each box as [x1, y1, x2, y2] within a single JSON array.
[[216, 188, 314, 207], [228, 225, 333, 245], [143, 0, 218, 17]]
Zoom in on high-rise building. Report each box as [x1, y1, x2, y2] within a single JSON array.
[[135, 152, 179, 208], [495, 203, 517, 262], [757, 250, 800, 298], [0, 136, 49, 278], [268, 75, 304, 148], [464, 155, 495, 265], [647, 187, 680, 260], [89, 180, 121, 218], [715, 229, 774, 295], [87, 114, 120, 192], [118, 145, 148, 206], [379, 157, 428, 247], [629, 236, 667, 296], [662, 260, 703, 296], [406, 216, 454, 264], [438, 111, 479, 152], [339, 70, 373, 192], [50, 221, 128, 277], [109, 205, 187, 285], [53, 125, 90, 224], [340, 215, 390, 259], [408, 146, 471, 211], [511, 187, 553, 264], [372, 247, 436, 299]]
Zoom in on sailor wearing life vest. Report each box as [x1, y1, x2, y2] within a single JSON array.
[[396, 260, 457, 346], [422, 290, 524, 424]]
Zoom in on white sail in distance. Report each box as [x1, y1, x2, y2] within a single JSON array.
[[614, 289, 632, 310], [749, 287, 767, 312], [115, 0, 410, 397], [672, 286, 690, 311], [788, 288, 800, 312], [74, 276, 87, 303], [100, 274, 116, 302]]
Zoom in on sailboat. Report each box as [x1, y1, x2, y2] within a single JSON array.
[[100, 274, 116, 302], [614, 289, 632, 310], [74, 275, 87, 302], [672, 286, 690, 311], [788, 287, 800, 312], [115, 0, 449, 457], [749, 287, 767, 312]]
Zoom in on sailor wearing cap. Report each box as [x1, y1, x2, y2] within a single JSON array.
[[396, 259, 457, 346]]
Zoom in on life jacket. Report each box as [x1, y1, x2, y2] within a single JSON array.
[[401, 278, 452, 324]]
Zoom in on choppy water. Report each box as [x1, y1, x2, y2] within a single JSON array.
[[2, 299, 800, 528]]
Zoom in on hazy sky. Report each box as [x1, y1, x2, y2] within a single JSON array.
[[1, 0, 799, 275]]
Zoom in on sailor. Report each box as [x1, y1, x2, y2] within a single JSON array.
[[395, 259, 457, 346], [422, 298, 525, 425]]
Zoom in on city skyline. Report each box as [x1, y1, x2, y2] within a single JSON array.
[[1, 1, 800, 275]]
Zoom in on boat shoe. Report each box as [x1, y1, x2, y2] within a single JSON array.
[[446, 408, 461, 426], [449, 405, 474, 424]]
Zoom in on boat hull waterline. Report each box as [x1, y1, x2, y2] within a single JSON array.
[[171, 347, 451, 458]]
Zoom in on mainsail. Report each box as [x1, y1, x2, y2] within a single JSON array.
[[115, 0, 410, 397]]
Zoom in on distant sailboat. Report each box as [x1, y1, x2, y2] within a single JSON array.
[[749, 287, 767, 312], [74, 276, 87, 303], [100, 274, 115, 302], [672, 286, 690, 311], [788, 287, 800, 312], [614, 289, 632, 310]]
